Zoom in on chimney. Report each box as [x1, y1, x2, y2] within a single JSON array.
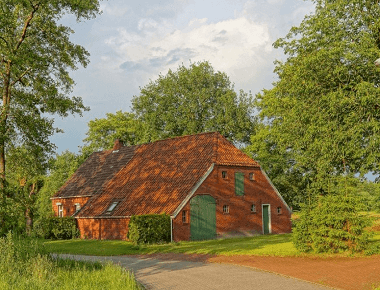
[[112, 139, 124, 151]]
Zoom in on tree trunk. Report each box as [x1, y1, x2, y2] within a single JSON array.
[[25, 183, 37, 236], [1, 61, 11, 190]]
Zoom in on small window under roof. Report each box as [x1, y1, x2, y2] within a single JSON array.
[[106, 201, 119, 213]]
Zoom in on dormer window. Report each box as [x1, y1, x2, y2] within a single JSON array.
[[106, 201, 119, 214]]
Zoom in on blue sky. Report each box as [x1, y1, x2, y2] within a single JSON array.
[[51, 0, 315, 154]]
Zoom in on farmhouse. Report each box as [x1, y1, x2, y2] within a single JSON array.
[[51, 132, 291, 241]]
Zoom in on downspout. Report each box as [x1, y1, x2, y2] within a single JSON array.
[[170, 216, 173, 243]]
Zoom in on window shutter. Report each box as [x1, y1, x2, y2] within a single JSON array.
[[235, 172, 244, 196]]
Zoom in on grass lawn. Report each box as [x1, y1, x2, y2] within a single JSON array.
[[44, 231, 380, 257], [44, 213, 380, 257]]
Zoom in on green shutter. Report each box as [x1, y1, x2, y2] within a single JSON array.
[[235, 172, 244, 196]]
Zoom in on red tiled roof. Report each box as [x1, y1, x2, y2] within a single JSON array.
[[53, 145, 137, 198], [75, 132, 259, 218]]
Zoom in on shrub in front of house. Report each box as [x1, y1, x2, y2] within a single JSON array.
[[127, 214, 170, 245], [34, 216, 79, 239], [292, 193, 373, 253]]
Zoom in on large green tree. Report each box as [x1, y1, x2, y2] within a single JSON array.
[[132, 61, 255, 145], [0, 0, 101, 188], [81, 111, 142, 156], [255, 0, 380, 196]]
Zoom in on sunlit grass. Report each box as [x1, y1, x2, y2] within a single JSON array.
[[45, 212, 380, 258], [44, 234, 299, 257], [0, 234, 143, 290]]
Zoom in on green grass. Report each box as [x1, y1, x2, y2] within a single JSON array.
[[44, 234, 298, 257], [44, 212, 380, 258], [0, 234, 143, 290], [44, 231, 380, 258]]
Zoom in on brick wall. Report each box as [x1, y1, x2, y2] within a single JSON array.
[[172, 165, 291, 241], [76, 218, 130, 240], [52, 197, 90, 217]]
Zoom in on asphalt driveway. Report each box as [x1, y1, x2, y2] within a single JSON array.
[[57, 254, 335, 290]]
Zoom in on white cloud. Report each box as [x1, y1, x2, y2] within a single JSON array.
[[102, 17, 272, 90]]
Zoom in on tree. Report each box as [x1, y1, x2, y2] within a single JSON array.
[[35, 150, 85, 221], [131, 61, 255, 145], [0, 0, 101, 188], [81, 111, 142, 156], [255, 0, 380, 195], [245, 124, 308, 209], [5, 145, 46, 235]]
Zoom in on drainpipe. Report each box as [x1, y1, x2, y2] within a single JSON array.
[[170, 216, 173, 243]]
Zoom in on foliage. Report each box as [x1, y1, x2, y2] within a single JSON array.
[[34, 216, 79, 240], [0, 233, 142, 290], [0, 193, 26, 237], [246, 124, 308, 209], [132, 61, 255, 145], [128, 214, 171, 245], [81, 111, 142, 155], [0, 0, 101, 187], [35, 151, 85, 220], [293, 188, 373, 253], [254, 0, 380, 202]]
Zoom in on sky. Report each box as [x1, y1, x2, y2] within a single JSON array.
[[51, 0, 315, 154]]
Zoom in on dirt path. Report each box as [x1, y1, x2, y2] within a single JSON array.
[[139, 253, 380, 290]]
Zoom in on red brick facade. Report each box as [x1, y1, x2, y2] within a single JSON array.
[[52, 197, 90, 217], [172, 165, 291, 241], [76, 218, 130, 240]]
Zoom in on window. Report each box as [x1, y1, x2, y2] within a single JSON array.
[[249, 172, 255, 181], [106, 201, 119, 213], [58, 204, 63, 217], [222, 171, 227, 179], [182, 210, 187, 223], [277, 207, 282, 214], [75, 203, 81, 213], [251, 204, 256, 213], [223, 205, 229, 214], [235, 172, 244, 196]]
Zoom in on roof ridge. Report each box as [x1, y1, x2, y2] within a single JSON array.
[[142, 131, 218, 146]]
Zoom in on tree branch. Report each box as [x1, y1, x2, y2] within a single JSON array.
[[14, 3, 40, 52], [10, 67, 31, 87]]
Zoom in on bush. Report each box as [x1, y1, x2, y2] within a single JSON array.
[[127, 214, 170, 245], [34, 216, 79, 240], [293, 193, 373, 253]]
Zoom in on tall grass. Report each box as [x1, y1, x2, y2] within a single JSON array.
[[0, 233, 143, 290]]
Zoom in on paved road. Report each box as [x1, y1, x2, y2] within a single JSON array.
[[57, 254, 335, 290]]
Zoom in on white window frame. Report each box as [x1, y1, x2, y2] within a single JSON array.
[[58, 204, 63, 217], [223, 205, 230, 214], [182, 210, 187, 223], [251, 204, 256, 213]]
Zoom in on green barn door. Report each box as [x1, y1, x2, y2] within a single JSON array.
[[190, 195, 216, 241], [262, 205, 270, 234]]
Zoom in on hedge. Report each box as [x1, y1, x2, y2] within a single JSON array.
[[127, 214, 170, 245], [34, 216, 79, 240]]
